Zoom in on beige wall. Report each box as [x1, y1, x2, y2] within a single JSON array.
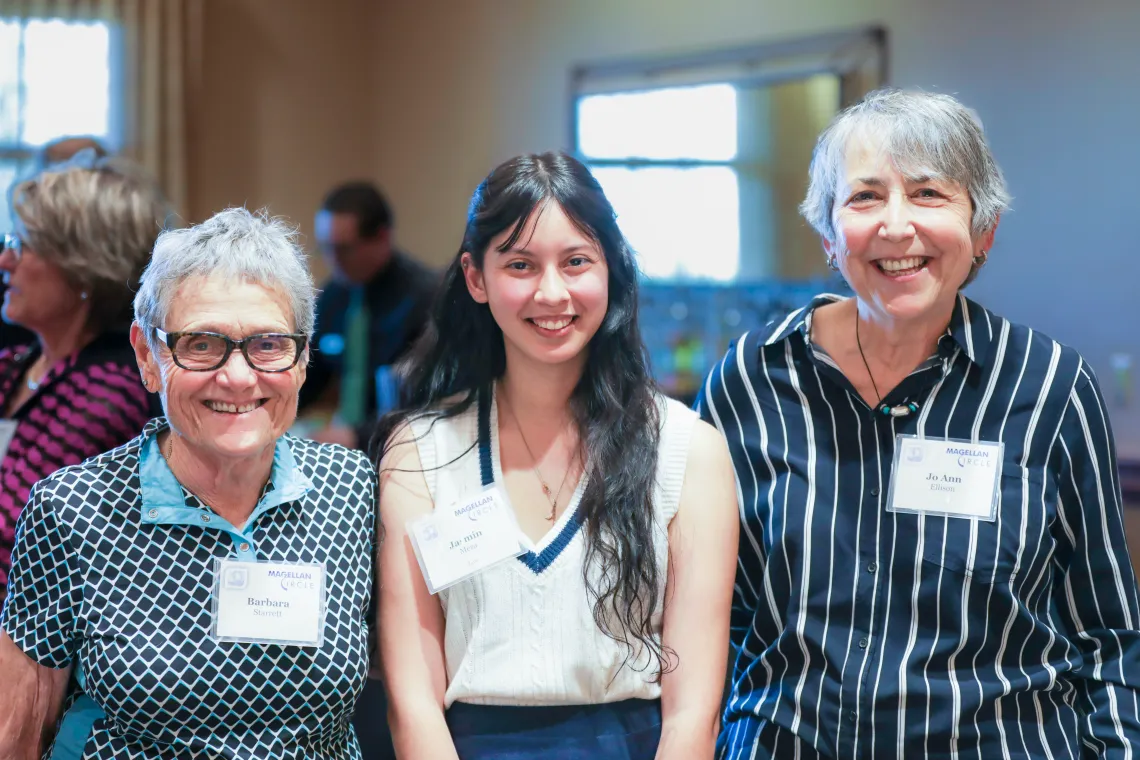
[[369, 0, 1140, 457], [189, 0, 377, 278], [185, 0, 1140, 456]]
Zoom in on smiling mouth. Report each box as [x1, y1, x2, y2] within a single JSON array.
[[203, 399, 267, 415], [875, 256, 929, 277], [527, 316, 577, 331]]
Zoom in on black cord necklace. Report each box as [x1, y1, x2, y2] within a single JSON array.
[[855, 316, 920, 418]]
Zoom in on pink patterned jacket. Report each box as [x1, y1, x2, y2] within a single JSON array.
[[0, 332, 153, 589]]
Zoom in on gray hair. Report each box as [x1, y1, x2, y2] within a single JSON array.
[[800, 88, 1012, 244], [133, 208, 316, 342], [10, 150, 172, 330]]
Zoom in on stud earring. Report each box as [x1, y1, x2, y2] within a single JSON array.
[[79, 291, 89, 301]]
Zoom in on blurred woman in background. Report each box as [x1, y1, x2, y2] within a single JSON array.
[[0, 151, 168, 594]]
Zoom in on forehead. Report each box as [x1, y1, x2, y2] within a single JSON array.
[[166, 274, 293, 331], [838, 127, 957, 186], [493, 201, 599, 253], [313, 210, 359, 242]]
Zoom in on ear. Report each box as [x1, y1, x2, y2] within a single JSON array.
[[130, 322, 160, 391], [822, 237, 835, 257], [461, 252, 489, 304], [977, 215, 1000, 253]]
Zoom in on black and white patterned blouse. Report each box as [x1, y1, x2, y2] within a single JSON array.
[[1, 418, 376, 759]]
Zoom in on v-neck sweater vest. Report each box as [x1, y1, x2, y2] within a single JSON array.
[[408, 390, 696, 707]]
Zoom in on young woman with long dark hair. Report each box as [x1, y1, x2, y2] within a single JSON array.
[[375, 152, 737, 759]]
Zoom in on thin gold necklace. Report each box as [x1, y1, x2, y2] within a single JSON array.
[[499, 389, 574, 522]]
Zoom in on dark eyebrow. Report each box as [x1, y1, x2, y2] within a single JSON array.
[[852, 177, 886, 188], [500, 244, 594, 256]]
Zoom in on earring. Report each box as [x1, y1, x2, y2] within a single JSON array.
[[827, 253, 839, 271], [80, 291, 89, 301], [972, 250, 988, 267]]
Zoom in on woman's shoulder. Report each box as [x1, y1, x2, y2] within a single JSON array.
[[958, 297, 1087, 380], [285, 435, 375, 481], [29, 432, 148, 527]]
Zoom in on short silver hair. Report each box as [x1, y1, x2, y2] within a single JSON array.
[[800, 88, 1012, 244], [134, 207, 316, 341]]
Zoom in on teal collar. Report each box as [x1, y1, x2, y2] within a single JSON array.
[[138, 419, 313, 556]]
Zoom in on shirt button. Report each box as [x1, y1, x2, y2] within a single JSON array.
[[147, 509, 158, 519], [859, 637, 869, 649], [848, 710, 857, 722], [870, 487, 880, 497], [239, 542, 250, 552], [867, 562, 877, 573], [200, 514, 211, 523]]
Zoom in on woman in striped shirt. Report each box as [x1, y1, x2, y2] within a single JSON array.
[[701, 88, 1140, 759], [0, 153, 167, 596]]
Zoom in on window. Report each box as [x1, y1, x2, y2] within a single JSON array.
[[572, 27, 886, 282], [0, 17, 116, 234]]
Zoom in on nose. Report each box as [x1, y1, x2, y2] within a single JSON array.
[[215, 348, 258, 388], [878, 192, 916, 243], [0, 248, 16, 273], [534, 264, 570, 306]]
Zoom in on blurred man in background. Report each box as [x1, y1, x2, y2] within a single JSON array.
[[300, 181, 437, 453]]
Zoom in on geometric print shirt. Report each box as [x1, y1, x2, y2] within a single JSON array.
[[0, 417, 377, 759], [698, 293, 1140, 760]]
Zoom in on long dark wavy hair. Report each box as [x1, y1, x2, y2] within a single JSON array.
[[375, 151, 670, 676]]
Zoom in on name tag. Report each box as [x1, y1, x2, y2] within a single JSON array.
[[0, 420, 17, 462], [408, 486, 524, 594], [886, 435, 1003, 522], [212, 559, 327, 647]]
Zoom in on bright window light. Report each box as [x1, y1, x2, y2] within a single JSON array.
[[578, 84, 737, 161], [0, 17, 113, 233], [592, 166, 739, 281], [21, 19, 111, 145]]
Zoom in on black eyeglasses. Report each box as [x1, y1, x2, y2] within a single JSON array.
[[154, 327, 308, 372]]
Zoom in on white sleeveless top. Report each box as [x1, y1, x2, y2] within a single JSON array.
[[408, 389, 697, 707]]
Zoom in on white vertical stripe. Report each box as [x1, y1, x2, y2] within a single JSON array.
[[784, 340, 818, 739]]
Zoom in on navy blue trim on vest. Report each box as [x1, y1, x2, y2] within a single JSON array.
[[477, 387, 583, 575]]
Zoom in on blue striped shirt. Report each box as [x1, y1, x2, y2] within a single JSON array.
[[698, 293, 1140, 759]]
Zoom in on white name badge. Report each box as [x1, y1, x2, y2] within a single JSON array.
[[212, 559, 327, 647], [887, 435, 1004, 522], [408, 486, 525, 595], [0, 420, 17, 462]]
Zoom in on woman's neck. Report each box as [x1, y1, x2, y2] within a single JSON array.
[[164, 431, 274, 529], [854, 297, 952, 371], [498, 346, 584, 426], [34, 309, 97, 368]]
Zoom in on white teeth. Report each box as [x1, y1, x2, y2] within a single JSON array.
[[532, 317, 573, 330], [878, 257, 926, 272], [205, 400, 261, 414]]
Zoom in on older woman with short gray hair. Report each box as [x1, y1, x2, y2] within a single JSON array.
[[700, 88, 1140, 757], [0, 208, 378, 759]]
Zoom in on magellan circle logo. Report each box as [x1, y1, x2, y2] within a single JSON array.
[[906, 445, 924, 463], [223, 567, 248, 590]]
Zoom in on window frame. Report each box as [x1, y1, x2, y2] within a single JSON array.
[[568, 26, 888, 281], [0, 13, 123, 231]]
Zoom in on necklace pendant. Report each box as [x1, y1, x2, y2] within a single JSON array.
[[541, 484, 551, 496]]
